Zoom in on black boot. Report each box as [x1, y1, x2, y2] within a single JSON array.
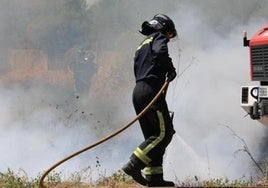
[[146, 174, 175, 187], [122, 161, 148, 186]]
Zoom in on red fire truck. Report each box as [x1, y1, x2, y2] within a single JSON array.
[[241, 23, 268, 126]]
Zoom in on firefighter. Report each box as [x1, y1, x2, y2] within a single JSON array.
[[122, 14, 177, 187]]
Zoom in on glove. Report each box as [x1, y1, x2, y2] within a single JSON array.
[[167, 70, 177, 82]]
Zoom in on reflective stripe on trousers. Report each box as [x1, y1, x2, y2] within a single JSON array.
[[133, 110, 165, 166], [144, 166, 163, 175]]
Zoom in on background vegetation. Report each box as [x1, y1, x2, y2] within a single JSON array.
[[0, 166, 268, 187]]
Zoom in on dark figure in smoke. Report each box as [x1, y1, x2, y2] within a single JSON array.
[[122, 14, 177, 187], [68, 50, 97, 97]]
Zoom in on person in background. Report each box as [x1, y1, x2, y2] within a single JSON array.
[[122, 14, 177, 187], [68, 49, 97, 97]]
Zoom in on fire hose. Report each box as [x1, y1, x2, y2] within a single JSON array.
[[39, 81, 169, 188]]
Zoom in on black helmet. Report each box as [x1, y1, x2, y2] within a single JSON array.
[[139, 14, 177, 38]]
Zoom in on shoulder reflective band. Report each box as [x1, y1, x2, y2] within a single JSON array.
[[136, 37, 153, 51]]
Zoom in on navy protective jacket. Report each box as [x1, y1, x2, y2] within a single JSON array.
[[134, 32, 176, 87]]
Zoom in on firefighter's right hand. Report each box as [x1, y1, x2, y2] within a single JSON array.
[[167, 70, 176, 82]]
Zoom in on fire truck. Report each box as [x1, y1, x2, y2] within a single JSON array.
[[241, 23, 268, 126]]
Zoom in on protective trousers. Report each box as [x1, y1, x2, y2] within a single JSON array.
[[130, 81, 175, 177]]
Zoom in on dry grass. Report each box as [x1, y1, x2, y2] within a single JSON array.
[[45, 182, 142, 188], [2, 166, 268, 187]]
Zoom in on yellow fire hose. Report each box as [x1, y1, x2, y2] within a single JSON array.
[[39, 81, 169, 188]]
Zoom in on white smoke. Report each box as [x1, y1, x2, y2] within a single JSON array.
[[163, 3, 268, 181], [0, 84, 140, 181], [86, 0, 99, 8], [1, 0, 268, 184]]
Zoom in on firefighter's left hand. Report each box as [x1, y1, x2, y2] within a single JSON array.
[[167, 70, 177, 82]]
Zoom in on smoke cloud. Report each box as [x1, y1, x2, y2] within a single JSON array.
[[1, 0, 268, 184], [164, 0, 268, 181]]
